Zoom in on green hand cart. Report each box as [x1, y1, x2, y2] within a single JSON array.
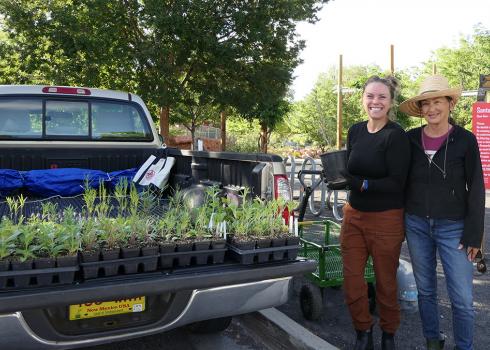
[[298, 219, 376, 321]]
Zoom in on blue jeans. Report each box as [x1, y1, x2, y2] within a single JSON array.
[[405, 214, 474, 350]]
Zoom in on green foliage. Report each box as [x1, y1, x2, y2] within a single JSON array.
[[0, 185, 293, 261], [0, 218, 20, 259], [226, 192, 288, 239], [418, 25, 490, 128], [227, 117, 261, 153], [0, 0, 328, 151]]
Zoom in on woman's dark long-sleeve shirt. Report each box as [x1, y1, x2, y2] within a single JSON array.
[[346, 121, 411, 212], [405, 125, 485, 248]]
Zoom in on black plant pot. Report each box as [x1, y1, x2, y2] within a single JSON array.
[[121, 247, 141, 258], [271, 237, 287, 261], [193, 240, 211, 251], [34, 257, 55, 269], [0, 259, 10, 289], [10, 260, 33, 288], [159, 243, 177, 269], [256, 238, 272, 249], [81, 251, 100, 263], [34, 257, 56, 286], [120, 247, 141, 274], [100, 249, 121, 276], [140, 246, 159, 272], [286, 236, 301, 246], [175, 242, 193, 267], [55, 255, 79, 284], [211, 239, 226, 250], [286, 236, 300, 260], [255, 238, 272, 262]]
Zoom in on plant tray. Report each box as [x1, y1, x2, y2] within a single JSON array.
[[80, 254, 159, 279], [226, 242, 300, 265], [158, 240, 226, 269], [0, 265, 79, 289]]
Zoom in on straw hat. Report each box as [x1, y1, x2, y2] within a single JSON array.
[[399, 75, 462, 117]]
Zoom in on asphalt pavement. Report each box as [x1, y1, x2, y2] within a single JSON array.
[[277, 192, 490, 350]]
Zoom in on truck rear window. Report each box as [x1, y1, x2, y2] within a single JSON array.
[[0, 98, 152, 141]]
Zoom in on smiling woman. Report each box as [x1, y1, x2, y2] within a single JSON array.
[[400, 74, 485, 350], [337, 75, 411, 350]]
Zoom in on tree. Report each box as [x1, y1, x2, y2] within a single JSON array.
[[0, 0, 328, 151], [418, 25, 490, 128]]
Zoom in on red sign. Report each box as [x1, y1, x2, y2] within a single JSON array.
[[472, 102, 490, 189]]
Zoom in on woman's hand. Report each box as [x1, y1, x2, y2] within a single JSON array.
[[458, 244, 481, 262], [339, 169, 363, 191]]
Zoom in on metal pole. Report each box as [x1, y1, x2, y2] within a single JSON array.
[[390, 45, 394, 74], [220, 110, 226, 151], [432, 63, 437, 75], [336, 54, 343, 150]]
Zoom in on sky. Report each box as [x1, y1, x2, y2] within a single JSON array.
[[292, 0, 490, 100]]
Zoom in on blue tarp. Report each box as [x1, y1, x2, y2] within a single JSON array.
[[0, 169, 24, 196], [108, 168, 138, 190], [23, 168, 109, 197]]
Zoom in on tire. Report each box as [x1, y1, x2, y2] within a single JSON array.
[[300, 283, 323, 321], [187, 316, 233, 333], [368, 282, 376, 315]]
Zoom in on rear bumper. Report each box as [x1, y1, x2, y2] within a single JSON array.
[[0, 277, 290, 350], [0, 259, 315, 350]]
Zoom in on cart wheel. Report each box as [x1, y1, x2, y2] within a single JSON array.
[[300, 283, 323, 321], [477, 259, 487, 274], [368, 282, 376, 314]]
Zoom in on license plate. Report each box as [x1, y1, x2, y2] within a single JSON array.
[[69, 296, 146, 320]]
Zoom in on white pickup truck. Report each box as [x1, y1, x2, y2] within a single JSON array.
[[0, 85, 315, 349]]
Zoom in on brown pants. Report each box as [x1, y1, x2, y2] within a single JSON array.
[[341, 204, 404, 334]]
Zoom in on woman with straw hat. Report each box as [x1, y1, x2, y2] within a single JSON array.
[[400, 74, 485, 350]]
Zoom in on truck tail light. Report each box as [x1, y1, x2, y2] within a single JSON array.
[[274, 174, 292, 201], [274, 175, 292, 225], [42, 86, 91, 95]]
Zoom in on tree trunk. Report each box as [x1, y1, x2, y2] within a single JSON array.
[[190, 126, 196, 151], [259, 122, 268, 153], [220, 110, 226, 151], [159, 106, 170, 143]]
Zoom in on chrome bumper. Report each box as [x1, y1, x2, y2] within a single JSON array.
[[0, 277, 291, 350]]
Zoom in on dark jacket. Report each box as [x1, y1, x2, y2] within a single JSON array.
[[405, 124, 485, 248]]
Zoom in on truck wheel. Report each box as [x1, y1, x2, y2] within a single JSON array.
[[368, 282, 376, 314], [300, 283, 323, 320], [187, 316, 233, 333]]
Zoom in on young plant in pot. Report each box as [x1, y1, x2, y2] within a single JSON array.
[[0, 217, 19, 271]]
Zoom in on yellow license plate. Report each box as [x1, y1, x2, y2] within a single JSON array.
[[69, 296, 146, 320]]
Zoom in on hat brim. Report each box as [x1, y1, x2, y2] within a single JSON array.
[[399, 87, 462, 117]]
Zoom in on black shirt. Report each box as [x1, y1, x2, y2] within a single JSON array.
[[346, 120, 411, 211]]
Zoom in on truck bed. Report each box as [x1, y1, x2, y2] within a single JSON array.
[[0, 147, 283, 198]]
